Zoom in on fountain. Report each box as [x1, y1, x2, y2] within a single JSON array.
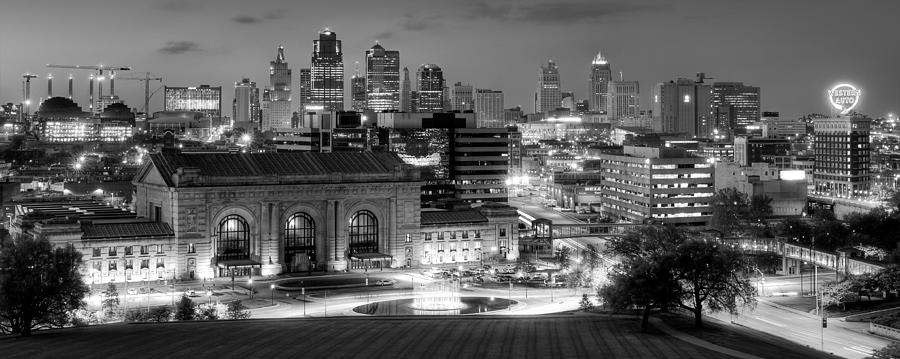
[[410, 281, 464, 314], [351, 279, 516, 316]]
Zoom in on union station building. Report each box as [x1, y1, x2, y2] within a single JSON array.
[[119, 150, 521, 281]]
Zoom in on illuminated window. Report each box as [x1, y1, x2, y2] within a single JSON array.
[[348, 210, 378, 254], [684, 95, 691, 103], [284, 213, 316, 269], [217, 214, 250, 261]]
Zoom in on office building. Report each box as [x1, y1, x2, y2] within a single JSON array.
[[715, 162, 807, 217], [588, 51, 612, 113], [813, 116, 871, 198], [599, 145, 714, 226], [351, 67, 367, 112], [261, 46, 293, 131], [713, 82, 760, 134], [474, 89, 504, 128], [608, 80, 639, 120], [400, 67, 411, 112], [416, 64, 445, 112], [297, 68, 312, 110], [164, 85, 222, 119], [733, 136, 791, 166], [233, 78, 260, 129], [365, 43, 401, 111], [651, 76, 714, 137], [760, 111, 805, 138], [535, 60, 561, 114], [311, 29, 344, 111], [451, 82, 474, 112]]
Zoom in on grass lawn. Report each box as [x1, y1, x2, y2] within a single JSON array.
[[0, 315, 738, 359]]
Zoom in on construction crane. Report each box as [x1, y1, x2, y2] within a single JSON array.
[[45, 64, 132, 108], [116, 72, 164, 115], [22, 73, 38, 115]]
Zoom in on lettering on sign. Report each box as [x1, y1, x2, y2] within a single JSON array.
[[828, 84, 861, 115]]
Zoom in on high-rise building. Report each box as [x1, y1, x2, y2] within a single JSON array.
[[588, 51, 612, 113], [400, 67, 411, 112], [651, 76, 714, 137], [164, 85, 222, 118], [813, 116, 871, 198], [262, 46, 293, 130], [713, 82, 760, 134], [535, 60, 561, 114], [451, 82, 474, 112], [365, 43, 401, 111], [760, 111, 805, 138], [608, 80, 639, 120], [311, 29, 344, 111], [474, 89, 504, 128], [416, 64, 444, 112], [233, 78, 260, 128], [351, 64, 367, 112], [599, 145, 714, 226], [298, 68, 311, 110]]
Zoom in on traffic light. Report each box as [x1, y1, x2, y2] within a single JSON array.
[[822, 317, 827, 328]]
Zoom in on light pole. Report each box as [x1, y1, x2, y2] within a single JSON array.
[[248, 279, 254, 299], [270, 284, 275, 306]]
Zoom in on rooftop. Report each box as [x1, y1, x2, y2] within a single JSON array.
[[421, 210, 488, 225], [81, 221, 174, 239]]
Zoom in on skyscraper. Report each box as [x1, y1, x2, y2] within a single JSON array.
[[233, 78, 260, 128], [651, 76, 714, 137], [608, 80, 639, 120], [298, 68, 311, 110], [365, 43, 401, 111], [451, 82, 474, 112], [262, 46, 292, 130], [474, 89, 504, 128], [416, 64, 444, 112], [400, 67, 411, 112], [713, 82, 761, 134], [588, 51, 612, 113], [813, 116, 871, 198], [351, 64, 367, 112], [311, 29, 344, 111], [535, 60, 561, 114]]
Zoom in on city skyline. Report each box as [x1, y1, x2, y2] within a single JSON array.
[[1, 0, 898, 120]]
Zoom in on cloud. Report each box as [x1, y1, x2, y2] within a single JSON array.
[[400, 13, 443, 31], [263, 10, 285, 20], [232, 15, 261, 24], [158, 41, 202, 55], [465, 1, 659, 23], [372, 31, 395, 40], [155, 0, 202, 12]]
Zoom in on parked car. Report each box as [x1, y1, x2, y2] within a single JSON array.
[[375, 279, 393, 286], [127, 288, 138, 295]]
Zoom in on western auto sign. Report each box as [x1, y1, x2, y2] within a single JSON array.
[[828, 84, 861, 115]]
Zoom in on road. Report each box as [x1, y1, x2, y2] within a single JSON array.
[[710, 298, 889, 359], [509, 196, 583, 224]]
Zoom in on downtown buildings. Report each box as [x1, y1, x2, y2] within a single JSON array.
[[311, 29, 345, 111], [713, 82, 761, 135], [608, 80, 640, 121], [365, 43, 401, 111], [651, 76, 714, 137], [812, 116, 872, 198], [232, 78, 260, 129], [535, 60, 562, 114], [416, 64, 445, 113], [588, 52, 612, 113], [164, 85, 222, 119], [261, 46, 293, 131]]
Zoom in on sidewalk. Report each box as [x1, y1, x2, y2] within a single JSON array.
[[649, 317, 766, 359]]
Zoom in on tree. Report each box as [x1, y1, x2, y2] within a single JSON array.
[[867, 342, 900, 359], [578, 294, 594, 312], [671, 241, 757, 328], [711, 188, 750, 236], [175, 295, 196, 321], [225, 301, 250, 320], [748, 194, 773, 227], [821, 279, 860, 310], [101, 283, 121, 319], [584, 244, 601, 272], [599, 255, 681, 332], [776, 218, 812, 245], [196, 304, 218, 320], [553, 246, 572, 271], [0, 236, 89, 336], [147, 307, 171, 322]]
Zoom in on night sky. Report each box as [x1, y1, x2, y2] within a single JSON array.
[[1, 0, 898, 119]]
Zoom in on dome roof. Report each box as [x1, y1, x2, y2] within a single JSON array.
[[36, 97, 88, 119], [100, 102, 135, 120]]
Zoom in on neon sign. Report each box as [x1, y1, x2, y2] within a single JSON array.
[[828, 84, 861, 115]]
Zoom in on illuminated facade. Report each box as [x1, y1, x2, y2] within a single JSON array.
[[311, 30, 344, 111], [588, 52, 612, 113], [812, 116, 871, 198], [164, 85, 222, 118], [608, 80, 639, 120], [298, 68, 312, 110], [474, 89, 504, 128], [599, 146, 714, 226], [652, 78, 714, 137], [351, 71, 367, 112], [450, 82, 474, 112], [365, 43, 401, 111], [536, 60, 561, 114], [713, 82, 760, 134], [400, 67, 411, 112], [416, 64, 445, 113]]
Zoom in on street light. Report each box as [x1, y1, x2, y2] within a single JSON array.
[[248, 279, 254, 299], [270, 284, 275, 306]]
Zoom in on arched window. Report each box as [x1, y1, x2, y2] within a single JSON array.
[[348, 210, 378, 254], [217, 214, 250, 261], [284, 213, 316, 272]]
